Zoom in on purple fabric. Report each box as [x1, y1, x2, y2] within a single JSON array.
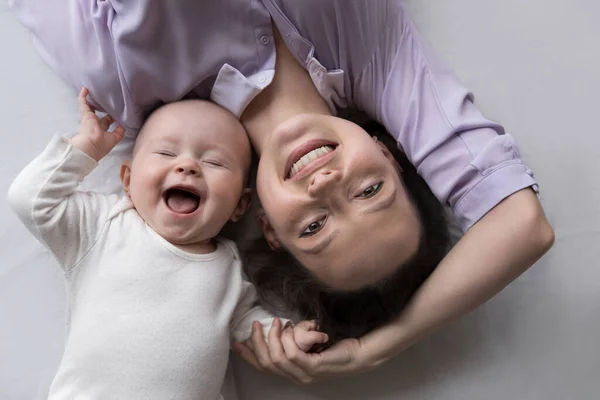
[[8, 0, 537, 231]]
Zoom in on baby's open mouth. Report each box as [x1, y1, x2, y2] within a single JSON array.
[[163, 187, 200, 214]]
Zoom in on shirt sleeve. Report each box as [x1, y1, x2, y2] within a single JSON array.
[[7, 136, 120, 270], [8, 0, 212, 134], [351, 1, 537, 231]]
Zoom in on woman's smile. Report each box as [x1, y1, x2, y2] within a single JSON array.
[[286, 143, 337, 180]]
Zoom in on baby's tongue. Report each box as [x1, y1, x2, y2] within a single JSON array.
[[166, 190, 199, 214]]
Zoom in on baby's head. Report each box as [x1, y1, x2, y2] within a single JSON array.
[[120, 100, 251, 248]]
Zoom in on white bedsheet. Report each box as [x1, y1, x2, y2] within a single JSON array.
[[2, 0, 599, 399]]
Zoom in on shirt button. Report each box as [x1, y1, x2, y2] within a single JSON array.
[[260, 35, 270, 45], [259, 77, 267, 84]]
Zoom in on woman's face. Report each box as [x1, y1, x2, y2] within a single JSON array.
[[256, 114, 422, 291]]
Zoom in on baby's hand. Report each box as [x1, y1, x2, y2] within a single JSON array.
[[290, 320, 329, 352], [70, 87, 125, 161]]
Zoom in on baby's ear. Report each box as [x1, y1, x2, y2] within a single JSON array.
[[257, 210, 281, 251], [120, 161, 132, 198], [230, 188, 252, 222]]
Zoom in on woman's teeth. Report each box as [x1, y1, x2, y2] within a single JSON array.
[[289, 146, 334, 178]]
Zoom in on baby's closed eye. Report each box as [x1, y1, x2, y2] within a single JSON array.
[[202, 159, 226, 168], [154, 150, 176, 157]]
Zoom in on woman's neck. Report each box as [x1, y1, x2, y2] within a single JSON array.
[[240, 23, 331, 155]]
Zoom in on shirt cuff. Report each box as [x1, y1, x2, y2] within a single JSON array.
[[50, 135, 99, 174], [453, 161, 538, 231]]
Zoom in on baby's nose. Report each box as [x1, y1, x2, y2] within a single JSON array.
[[175, 160, 200, 176]]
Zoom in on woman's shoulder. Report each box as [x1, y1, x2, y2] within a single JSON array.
[[273, 0, 407, 71]]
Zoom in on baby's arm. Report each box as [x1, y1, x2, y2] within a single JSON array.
[[229, 277, 285, 344], [7, 88, 125, 269]]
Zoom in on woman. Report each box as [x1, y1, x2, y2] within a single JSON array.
[[9, 0, 554, 383]]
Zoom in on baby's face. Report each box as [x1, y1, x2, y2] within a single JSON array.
[[121, 100, 251, 248]]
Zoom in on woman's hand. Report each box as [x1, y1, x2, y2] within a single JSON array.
[[70, 87, 125, 161], [233, 318, 374, 384]]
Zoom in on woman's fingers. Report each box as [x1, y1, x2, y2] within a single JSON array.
[[279, 333, 363, 382], [243, 319, 360, 384], [249, 320, 293, 380], [249, 321, 277, 372], [242, 319, 365, 383], [280, 326, 318, 371], [266, 319, 314, 384], [232, 342, 265, 372]]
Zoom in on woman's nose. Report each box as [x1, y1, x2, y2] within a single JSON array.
[[308, 169, 341, 197], [175, 159, 200, 176]]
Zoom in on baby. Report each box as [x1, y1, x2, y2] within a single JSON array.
[[8, 88, 327, 399]]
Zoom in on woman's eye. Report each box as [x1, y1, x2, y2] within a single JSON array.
[[358, 181, 384, 198], [300, 217, 326, 238]]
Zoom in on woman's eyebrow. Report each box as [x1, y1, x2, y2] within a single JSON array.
[[304, 229, 340, 254], [360, 187, 397, 216]]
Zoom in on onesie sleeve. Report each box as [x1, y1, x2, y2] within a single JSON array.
[[8, 136, 120, 270], [229, 278, 289, 343]]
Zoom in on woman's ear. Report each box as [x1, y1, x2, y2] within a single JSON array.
[[257, 210, 281, 251], [230, 188, 252, 222], [375, 139, 403, 174], [120, 161, 132, 198]]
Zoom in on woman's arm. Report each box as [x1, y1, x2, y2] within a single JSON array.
[[235, 188, 554, 381], [353, 188, 554, 371]]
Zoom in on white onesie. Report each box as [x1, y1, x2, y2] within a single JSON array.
[[8, 136, 277, 400]]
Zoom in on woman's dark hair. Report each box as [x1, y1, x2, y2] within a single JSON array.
[[243, 122, 450, 346]]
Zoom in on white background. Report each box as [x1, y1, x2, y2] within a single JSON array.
[[1, 1, 599, 399]]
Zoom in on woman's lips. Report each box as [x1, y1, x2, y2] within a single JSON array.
[[285, 139, 337, 179], [287, 147, 337, 181]]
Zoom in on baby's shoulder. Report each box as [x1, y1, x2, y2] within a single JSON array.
[[215, 237, 242, 260], [106, 196, 137, 220]]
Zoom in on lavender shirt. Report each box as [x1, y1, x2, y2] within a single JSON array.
[[9, 0, 537, 231]]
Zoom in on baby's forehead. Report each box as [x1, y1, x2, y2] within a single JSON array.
[[134, 100, 251, 167], [137, 100, 247, 143]]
